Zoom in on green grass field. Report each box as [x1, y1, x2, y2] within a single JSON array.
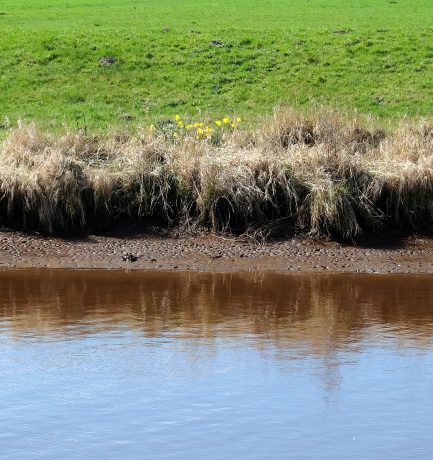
[[1, 0, 432, 129]]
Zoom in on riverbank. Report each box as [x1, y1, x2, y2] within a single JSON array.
[[2, 110, 433, 241], [3, 228, 433, 274]]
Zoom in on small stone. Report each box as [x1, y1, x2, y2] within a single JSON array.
[[122, 253, 138, 262]]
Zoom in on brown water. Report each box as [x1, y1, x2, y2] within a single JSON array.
[[1, 270, 433, 459]]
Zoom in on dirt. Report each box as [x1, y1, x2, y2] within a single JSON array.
[[2, 227, 433, 273], [99, 56, 117, 66]]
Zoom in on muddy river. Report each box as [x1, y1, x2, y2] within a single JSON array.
[[1, 270, 433, 459]]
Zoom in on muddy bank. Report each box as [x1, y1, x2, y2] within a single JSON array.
[[2, 228, 433, 274]]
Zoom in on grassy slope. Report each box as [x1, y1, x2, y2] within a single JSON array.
[[1, 0, 432, 128]]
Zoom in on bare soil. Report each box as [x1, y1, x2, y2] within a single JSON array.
[[2, 227, 433, 274]]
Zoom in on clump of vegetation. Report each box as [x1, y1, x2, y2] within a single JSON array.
[[1, 108, 433, 241], [158, 114, 242, 145]]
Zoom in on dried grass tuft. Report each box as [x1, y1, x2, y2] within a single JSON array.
[[1, 110, 433, 240]]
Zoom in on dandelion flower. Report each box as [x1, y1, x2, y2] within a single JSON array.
[[215, 120, 222, 127], [223, 117, 230, 124], [177, 121, 184, 128], [236, 117, 242, 123], [175, 114, 181, 121], [231, 123, 236, 128], [197, 128, 204, 135], [186, 124, 194, 129]]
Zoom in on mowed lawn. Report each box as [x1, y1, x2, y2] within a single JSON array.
[[1, 0, 432, 128]]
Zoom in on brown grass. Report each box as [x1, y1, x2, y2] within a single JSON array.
[[1, 108, 432, 240]]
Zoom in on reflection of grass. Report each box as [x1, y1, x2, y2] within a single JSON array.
[[2, 108, 433, 240], [0, 0, 432, 128], [2, 270, 433, 352]]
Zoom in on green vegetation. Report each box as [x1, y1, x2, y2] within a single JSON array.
[[1, 0, 432, 129]]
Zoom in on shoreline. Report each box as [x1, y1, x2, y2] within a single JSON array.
[[3, 230, 433, 274], [3, 114, 433, 243]]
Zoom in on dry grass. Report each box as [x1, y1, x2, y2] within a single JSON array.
[[1, 108, 432, 240]]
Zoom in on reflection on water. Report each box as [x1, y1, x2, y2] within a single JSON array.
[[1, 270, 433, 459]]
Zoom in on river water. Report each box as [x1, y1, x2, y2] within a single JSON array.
[[1, 270, 433, 459]]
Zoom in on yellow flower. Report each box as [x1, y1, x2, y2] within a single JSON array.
[[231, 123, 236, 128], [177, 121, 184, 128], [186, 124, 194, 129], [215, 120, 222, 127], [236, 117, 242, 123], [205, 127, 214, 135], [175, 114, 181, 121], [197, 128, 204, 135], [223, 117, 230, 124]]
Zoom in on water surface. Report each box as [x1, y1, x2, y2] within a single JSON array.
[[1, 270, 433, 459]]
